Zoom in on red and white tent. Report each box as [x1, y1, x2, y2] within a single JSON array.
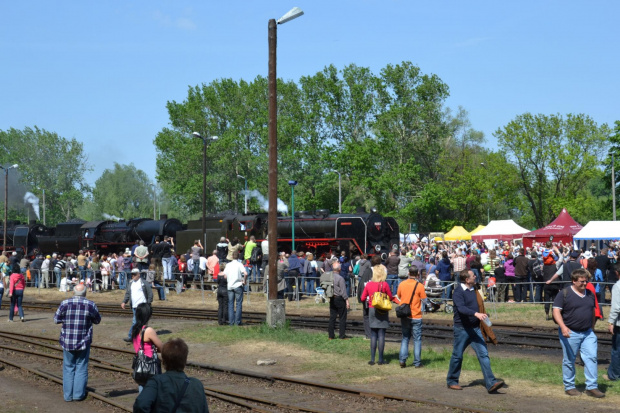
[[470, 220, 529, 243], [522, 208, 582, 248]]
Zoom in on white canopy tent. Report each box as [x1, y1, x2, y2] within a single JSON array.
[[572, 221, 620, 251], [400, 233, 419, 243], [470, 219, 529, 243]]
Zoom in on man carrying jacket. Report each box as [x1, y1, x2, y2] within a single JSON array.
[[121, 268, 153, 342]]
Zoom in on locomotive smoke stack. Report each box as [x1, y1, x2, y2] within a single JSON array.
[[356, 206, 366, 214], [160, 214, 168, 220], [29, 219, 36, 226]]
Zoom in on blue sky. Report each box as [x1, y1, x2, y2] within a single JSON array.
[[1, 1, 618, 186]]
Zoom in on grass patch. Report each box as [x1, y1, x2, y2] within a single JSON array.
[[175, 322, 620, 394]]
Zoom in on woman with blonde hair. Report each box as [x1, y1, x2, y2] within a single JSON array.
[[360, 262, 394, 365]]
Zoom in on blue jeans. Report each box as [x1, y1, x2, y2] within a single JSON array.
[[152, 282, 166, 300], [447, 326, 498, 390], [559, 328, 598, 391], [387, 274, 399, 296], [63, 346, 90, 401], [400, 318, 423, 366], [0, 287, 3, 309], [228, 286, 244, 326], [118, 272, 127, 289], [128, 308, 136, 339], [441, 280, 453, 300], [304, 277, 316, 295], [245, 264, 258, 282], [78, 265, 86, 281], [609, 326, 620, 380], [162, 257, 172, 280], [9, 289, 24, 320], [32, 270, 39, 288]]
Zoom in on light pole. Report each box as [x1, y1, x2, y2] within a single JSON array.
[[331, 169, 341, 213], [150, 184, 156, 220], [1, 164, 18, 253], [193, 132, 218, 247], [267, 7, 304, 303], [481, 162, 490, 224], [237, 174, 248, 214], [288, 180, 298, 250]]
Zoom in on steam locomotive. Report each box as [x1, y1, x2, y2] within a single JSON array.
[[0, 209, 399, 258], [175, 209, 400, 257], [0, 217, 183, 256]]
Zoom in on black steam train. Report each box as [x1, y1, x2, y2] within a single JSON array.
[[0, 217, 183, 256], [175, 209, 400, 257], [0, 209, 399, 258]]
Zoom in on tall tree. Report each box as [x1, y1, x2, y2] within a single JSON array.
[[0, 126, 90, 225], [495, 113, 609, 227]]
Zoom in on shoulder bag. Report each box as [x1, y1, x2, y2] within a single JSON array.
[[132, 327, 162, 385], [395, 281, 419, 318], [371, 282, 393, 312]]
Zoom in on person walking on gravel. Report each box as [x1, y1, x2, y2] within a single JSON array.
[[54, 283, 101, 402], [553, 268, 604, 398], [447, 270, 505, 393], [122, 269, 154, 342]]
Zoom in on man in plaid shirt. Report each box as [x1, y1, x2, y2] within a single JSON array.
[[54, 283, 101, 402]]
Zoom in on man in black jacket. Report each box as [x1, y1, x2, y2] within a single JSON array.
[[357, 254, 376, 339], [595, 248, 612, 304]]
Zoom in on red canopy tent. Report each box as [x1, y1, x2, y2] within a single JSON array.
[[522, 208, 583, 248]]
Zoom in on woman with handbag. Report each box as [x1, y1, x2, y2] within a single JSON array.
[[360, 264, 395, 365], [132, 303, 163, 392], [8, 263, 25, 322]]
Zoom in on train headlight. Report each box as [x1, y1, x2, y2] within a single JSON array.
[[375, 245, 381, 252], [392, 244, 398, 250]]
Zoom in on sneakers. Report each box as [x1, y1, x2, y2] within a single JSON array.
[[399, 362, 406, 368], [368, 361, 375, 366], [585, 389, 605, 398], [565, 388, 581, 396], [20, 317, 24, 322], [123, 337, 132, 343], [488, 380, 505, 393]]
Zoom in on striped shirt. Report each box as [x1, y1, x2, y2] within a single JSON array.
[[54, 296, 101, 351]]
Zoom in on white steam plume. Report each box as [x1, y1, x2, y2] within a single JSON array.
[[103, 213, 122, 221], [242, 190, 288, 214], [24, 192, 40, 219]]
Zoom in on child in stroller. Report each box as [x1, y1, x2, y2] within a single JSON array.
[[424, 271, 453, 313], [315, 286, 328, 304]]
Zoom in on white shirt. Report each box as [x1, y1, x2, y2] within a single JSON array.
[[130, 279, 147, 308], [199, 256, 208, 271], [224, 260, 247, 290], [41, 258, 50, 270]]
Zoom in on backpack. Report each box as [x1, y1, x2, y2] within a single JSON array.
[[250, 246, 262, 264], [531, 259, 543, 280], [542, 249, 556, 266], [320, 271, 335, 298], [352, 262, 360, 276]]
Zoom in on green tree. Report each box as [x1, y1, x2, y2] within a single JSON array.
[[495, 113, 610, 227], [0, 126, 90, 225]]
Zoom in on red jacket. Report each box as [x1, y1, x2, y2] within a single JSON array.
[[360, 281, 393, 308], [9, 272, 25, 295], [586, 282, 603, 320]]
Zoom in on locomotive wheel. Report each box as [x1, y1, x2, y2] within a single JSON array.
[[445, 304, 454, 314]]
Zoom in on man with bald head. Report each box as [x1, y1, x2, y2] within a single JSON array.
[[54, 283, 101, 402]]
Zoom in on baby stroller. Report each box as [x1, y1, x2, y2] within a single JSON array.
[[424, 279, 454, 313], [315, 286, 328, 304]]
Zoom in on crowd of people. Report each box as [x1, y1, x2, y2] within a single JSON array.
[[4, 233, 620, 401]]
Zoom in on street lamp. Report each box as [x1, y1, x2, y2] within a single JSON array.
[[193, 132, 218, 247], [1, 164, 18, 253], [331, 169, 342, 214], [267, 7, 304, 303], [288, 180, 298, 250], [481, 162, 490, 224], [237, 174, 248, 214], [150, 184, 156, 220]]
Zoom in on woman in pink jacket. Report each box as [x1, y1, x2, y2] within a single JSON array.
[[8, 263, 26, 322], [361, 264, 394, 365]]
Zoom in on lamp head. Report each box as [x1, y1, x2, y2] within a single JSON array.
[[192, 132, 203, 139], [11, 164, 18, 169], [237, 175, 245, 179], [288, 180, 298, 186], [277, 7, 304, 24]]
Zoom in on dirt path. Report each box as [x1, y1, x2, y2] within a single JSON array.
[[1, 289, 618, 412]]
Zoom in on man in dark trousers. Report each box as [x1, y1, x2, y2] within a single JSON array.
[[595, 248, 612, 304], [447, 270, 505, 393], [513, 248, 529, 302], [322, 261, 349, 339], [357, 254, 376, 339], [605, 263, 620, 382]]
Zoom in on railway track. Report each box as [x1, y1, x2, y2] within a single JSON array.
[[0, 330, 496, 413], [20, 300, 612, 352]]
